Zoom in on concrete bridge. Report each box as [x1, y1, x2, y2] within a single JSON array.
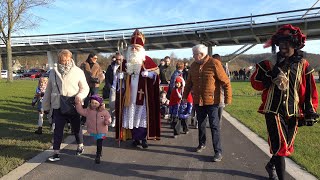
[[1, 7, 320, 65]]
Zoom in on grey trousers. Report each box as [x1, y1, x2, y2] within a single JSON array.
[[108, 88, 116, 123]]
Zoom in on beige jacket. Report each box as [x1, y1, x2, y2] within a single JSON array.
[[42, 62, 90, 111], [80, 61, 105, 88]]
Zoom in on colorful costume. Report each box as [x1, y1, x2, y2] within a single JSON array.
[[250, 24, 318, 180], [115, 29, 161, 148]]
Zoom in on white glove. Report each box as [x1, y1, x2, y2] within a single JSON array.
[[141, 71, 155, 79], [117, 72, 124, 80], [272, 70, 289, 91], [141, 70, 149, 77]]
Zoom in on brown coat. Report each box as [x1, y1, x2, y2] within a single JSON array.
[[182, 55, 232, 105], [80, 61, 105, 88]]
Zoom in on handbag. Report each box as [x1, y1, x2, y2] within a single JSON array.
[[90, 76, 100, 84], [55, 74, 78, 115]]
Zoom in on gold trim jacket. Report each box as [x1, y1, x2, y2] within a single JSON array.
[[250, 53, 318, 117]]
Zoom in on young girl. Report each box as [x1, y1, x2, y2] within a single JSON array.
[[160, 91, 170, 119], [32, 77, 48, 135], [169, 76, 193, 138], [75, 94, 111, 164]]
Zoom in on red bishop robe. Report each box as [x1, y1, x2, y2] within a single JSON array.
[[115, 56, 161, 140]]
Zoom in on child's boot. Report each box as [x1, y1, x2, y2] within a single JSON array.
[[95, 139, 103, 163], [36, 113, 44, 135], [95, 153, 101, 164], [35, 127, 42, 134], [170, 117, 175, 129]]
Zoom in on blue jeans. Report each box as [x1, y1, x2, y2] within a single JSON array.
[[195, 104, 222, 154]]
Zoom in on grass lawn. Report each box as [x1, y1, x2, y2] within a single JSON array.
[[225, 81, 320, 178], [0, 79, 107, 177], [0, 79, 52, 177]]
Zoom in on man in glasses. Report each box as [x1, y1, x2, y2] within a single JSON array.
[[182, 44, 232, 162], [103, 52, 123, 127]]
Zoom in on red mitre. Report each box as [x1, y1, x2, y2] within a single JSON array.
[[131, 29, 145, 46]]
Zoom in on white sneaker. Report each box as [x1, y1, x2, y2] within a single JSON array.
[[51, 123, 55, 132], [111, 120, 115, 127], [48, 154, 60, 162]]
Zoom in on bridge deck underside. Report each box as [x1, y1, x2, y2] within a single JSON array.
[[1, 17, 320, 56]]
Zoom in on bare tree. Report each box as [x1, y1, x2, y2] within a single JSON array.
[[0, 0, 53, 82]]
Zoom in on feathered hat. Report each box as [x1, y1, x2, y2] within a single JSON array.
[[264, 24, 306, 53]]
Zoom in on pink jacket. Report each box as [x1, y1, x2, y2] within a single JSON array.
[[76, 104, 111, 134]]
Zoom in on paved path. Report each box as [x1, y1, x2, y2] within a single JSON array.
[[18, 115, 295, 180], [9, 113, 315, 180]]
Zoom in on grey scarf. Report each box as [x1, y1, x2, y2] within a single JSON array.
[[58, 60, 74, 77]]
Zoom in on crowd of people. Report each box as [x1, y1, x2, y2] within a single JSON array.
[[31, 25, 319, 180], [230, 68, 251, 80]]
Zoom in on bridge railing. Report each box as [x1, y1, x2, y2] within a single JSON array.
[[1, 7, 320, 47]]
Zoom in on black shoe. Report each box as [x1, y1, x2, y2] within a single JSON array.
[[132, 140, 141, 147], [213, 153, 223, 162], [34, 127, 42, 135], [141, 140, 148, 149], [95, 154, 101, 164], [265, 162, 278, 180], [48, 154, 60, 162], [195, 145, 206, 153], [76, 146, 84, 156]]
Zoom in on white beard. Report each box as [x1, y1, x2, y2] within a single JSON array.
[[126, 46, 146, 75]]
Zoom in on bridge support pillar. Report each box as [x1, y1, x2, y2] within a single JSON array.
[[72, 52, 78, 66], [208, 45, 213, 56], [1, 55, 7, 70], [47, 51, 57, 69]]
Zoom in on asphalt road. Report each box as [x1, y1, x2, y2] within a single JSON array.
[[21, 118, 294, 180]]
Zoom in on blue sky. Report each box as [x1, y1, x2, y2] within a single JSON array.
[[24, 0, 320, 58]]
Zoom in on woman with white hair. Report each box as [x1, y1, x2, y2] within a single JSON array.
[[43, 49, 89, 162]]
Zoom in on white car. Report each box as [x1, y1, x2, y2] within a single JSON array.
[[1, 70, 17, 78]]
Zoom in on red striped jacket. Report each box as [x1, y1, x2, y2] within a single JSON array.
[[250, 56, 318, 118]]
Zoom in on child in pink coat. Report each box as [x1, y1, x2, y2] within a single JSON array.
[[75, 94, 111, 164]]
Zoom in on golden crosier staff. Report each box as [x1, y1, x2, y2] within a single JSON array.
[[117, 39, 127, 148]]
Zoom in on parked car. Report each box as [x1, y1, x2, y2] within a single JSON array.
[[42, 69, 51, 77], [23, 69, 46, 78], [1, 70, 17, 79], [15, 69, 27, 77]]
